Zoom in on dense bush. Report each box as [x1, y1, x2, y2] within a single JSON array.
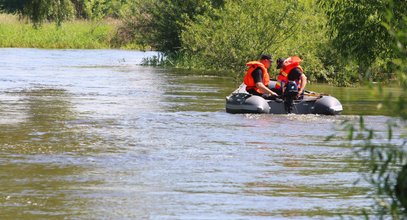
[[77, 0, 133, 19], [115, 0, 224, 54], [318, 0, 407, 83], [179, 0, 333, 82]]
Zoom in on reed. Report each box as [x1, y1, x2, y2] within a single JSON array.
[[0, 14, 131, 49]]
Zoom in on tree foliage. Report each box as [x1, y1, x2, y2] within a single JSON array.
[[180, 0, 302, 74], [120, 0, 224, 54], [24, 0, 75, 27], [345, 116, 406, 218], [318, 0, 407, 80], [0, 0, 133, 27], [178, 0, 335, 83], [340, 1, 407, 218], [80, 0, 132, 19]]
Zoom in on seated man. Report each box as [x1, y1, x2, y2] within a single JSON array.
[[243, 54, 278, 98], [275, 56, 307, 98]]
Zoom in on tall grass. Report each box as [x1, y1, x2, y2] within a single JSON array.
[[0, 14, 139, 49]]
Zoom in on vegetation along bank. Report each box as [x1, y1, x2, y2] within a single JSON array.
[[0, 0, 405, 86]]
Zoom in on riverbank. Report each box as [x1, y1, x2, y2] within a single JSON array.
[[0, 14, 141, 49]]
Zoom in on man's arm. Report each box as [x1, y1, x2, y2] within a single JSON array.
[[298, 73, 307, 94], [252, 68, 277, 96], [256, 82, 278, 96]]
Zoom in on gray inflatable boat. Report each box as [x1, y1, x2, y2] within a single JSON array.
[[225, 81, 343, 115]]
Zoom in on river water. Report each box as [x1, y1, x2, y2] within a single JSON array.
[[0, 48, 398, 219]]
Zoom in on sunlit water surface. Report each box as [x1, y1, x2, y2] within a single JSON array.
[[0, 48, 398, 219]]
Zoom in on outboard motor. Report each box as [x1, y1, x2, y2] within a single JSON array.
[[283, 81, 299, 113]]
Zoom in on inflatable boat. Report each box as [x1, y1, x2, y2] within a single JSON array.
[[225, 81, 343, 115]]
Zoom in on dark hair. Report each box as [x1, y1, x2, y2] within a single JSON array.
[[260, 54, 272, 61], [276, 57, 286, 69]]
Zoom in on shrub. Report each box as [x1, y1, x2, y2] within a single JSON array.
[[116, 0, 224, 54], [180, 0, 333, 82]]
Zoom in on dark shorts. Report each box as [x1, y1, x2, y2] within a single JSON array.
[[288, 68, 302, 81]]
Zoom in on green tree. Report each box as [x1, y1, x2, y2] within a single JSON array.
[[70, 0, 132, 19], [26, 0, 75, 27], [178, 0, 337, 84], [125, 0, 224, 54], [70, 0, 87, 18], [1, 0, 133, 27], [336, 1, 407, 218], [83, 0, 110, 20], [180, 0, 303, 74], [318, 0, 407, 81]]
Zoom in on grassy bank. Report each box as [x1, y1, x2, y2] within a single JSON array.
[[0, 14, 140, 49]]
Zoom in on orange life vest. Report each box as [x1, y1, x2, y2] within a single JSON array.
[[275, 56, 303, 89], [243, 61, 270, 94]]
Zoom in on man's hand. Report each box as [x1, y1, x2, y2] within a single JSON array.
[[297, 90, 303, 98], [262, 91, 278, 99], [270, 91, 278, 96]]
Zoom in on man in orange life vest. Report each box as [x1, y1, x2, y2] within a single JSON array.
[[243, 54, 278, 98], [275, 56, 307, 98]]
